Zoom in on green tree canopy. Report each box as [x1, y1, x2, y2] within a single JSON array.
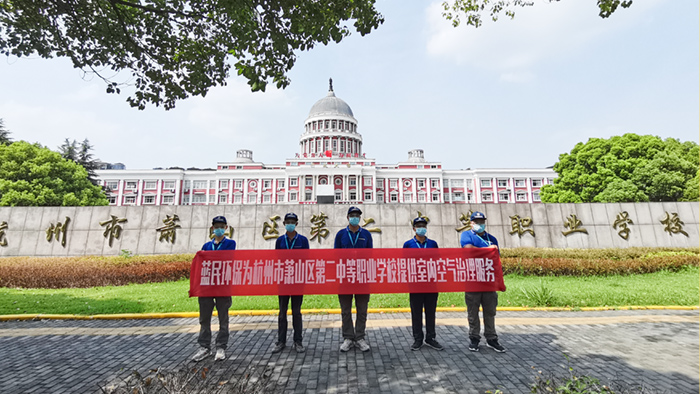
[[59, 138, 100, 185], [0, 141, 108, 206], [0, 118, 11, 145], [0, 1, 384, 110], [541, 134, 699, 203]]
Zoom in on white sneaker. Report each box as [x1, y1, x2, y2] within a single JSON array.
[[356, 339, 370, 352], [214, 348, 226, 361], [340, 339, 354, 352], [192, 347, 210, 362]]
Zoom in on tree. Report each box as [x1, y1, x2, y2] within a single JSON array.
[[58, 138, 101, 185], [58, 138, 78, 162], [0, 1, 384, 110], [0, 118, 11, 145], [442, 0, 633, 28], [541, 134, 699, 203], [0, 141, 108, 206]]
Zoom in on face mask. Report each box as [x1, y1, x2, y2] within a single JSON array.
[[213, 228, 226, 237], [415, 227, 427, 237], [472, 223, 486, 233], [285, 223, 296, 232], [348, 217, 360, 226]]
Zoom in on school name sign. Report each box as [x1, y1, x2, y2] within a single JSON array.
[[189, 248, 506, 297]]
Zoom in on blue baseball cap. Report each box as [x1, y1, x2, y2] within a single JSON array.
[[470, 211, 486, 221], [212, 215, 227, 225], [284, 213, 298, 222], [347, 207, 362, 215], [412, 217, 428, 226]]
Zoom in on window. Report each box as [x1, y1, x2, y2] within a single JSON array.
[[163, 181, 175, 189], [349, 191, 357, 200], [364, 177, 372, 186], [417, 179, 425, 188], [340, 140, 345, 152], [547, 178, 554, 184], [516, 193, 527, 202], [467, 193, 473, 202], [263, 194, 271, 203], [305, 177, 313, 186], [208, 195, 216, 203], [278, 180, 285, 188], [209, 180, 216, 189], [162, 195, 174, 204], [263, 180, 271, 189], [432, 193, 440, 202], [532, 179, 542, 187], [453, 193, 465, 202], [334, 177, 342, 185], [290, 192, 297, 202], [219, 180, 229, 189], [403, 193, 413, 203], [277, 194, 285, 203], [183, 196, 190, 204], [482, 193, 493, 202], [192, 194, 206, 203], [219, 195, 228, 203], [124, 196, 136, 204], [364, 192, 372, 201], [533, 192, 541, 202], [444, 193, 450, 201], [480, 179, 491, 188], [335, 190, 342, 200], [497, 179, 508, 188], [106, 181, 119, 190], [499, 192, 510, 202], [193, 180, 207, 189], [377, 178, 384, 188], [377, 192, 384, 203], [108, 196, 117, 204], [431, 179, 439, 188], [248, 194, 257, 203], [143, 195, 155, 204], [514, 179, 525, 187], [332, 139, 337, 151], [234, 194, 242, 203], [418, 193, 426, 202], [450, 179, 463, 187], [466, 179, 473, 189], [305, 191, 313, 201], [319, 178, 328, 185], [390, 179, 398, 188], [349, 177, 356, 186], [317, 140, 322, 152], [234, 180, 243, 189], [390, 193, 398, 202], [125, 181, 137, 190], [290, 178, 298, 187]]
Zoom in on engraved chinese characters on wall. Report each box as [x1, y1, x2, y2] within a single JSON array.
[[612, 211, 633, 240], [0, 221, 7, 247], [562, 214, 588, 236], [509, 215, 535, 238], [46, 217, 71, 247], [156, 214, 181, 243], [660, 212, 688, 237], [99, 215, 128, 247], [310, 212, 330, 243]]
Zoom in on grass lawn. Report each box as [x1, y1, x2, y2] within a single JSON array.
[[1, 266, 698, 315]]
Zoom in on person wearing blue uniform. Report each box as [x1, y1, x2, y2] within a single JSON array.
[[404, 217, 443, 351], [272, 213, 310, 354], [334, 206, 373, 352], [459, 211, 506, 353], [193, 215, 237, 362]]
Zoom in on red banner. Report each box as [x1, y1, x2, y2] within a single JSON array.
[[189, 248, 506, 297]]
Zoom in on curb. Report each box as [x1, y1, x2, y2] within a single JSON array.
[[0, 305, 697, 321]]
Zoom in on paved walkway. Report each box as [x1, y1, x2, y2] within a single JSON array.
[[0, 310, 697, 394]]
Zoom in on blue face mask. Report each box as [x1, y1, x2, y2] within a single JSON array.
[[348, 217, 361, 226], [472, 223, 486, 233], [213, 228, 226, 237], [285, 223, 296, 232], [415, 227, 427, 237]]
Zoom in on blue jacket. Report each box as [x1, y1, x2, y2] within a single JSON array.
[[334, 227, 373, 249], [403, 237, 439, 249], [275, 233, 310, 250], [460, 230, 499, 249], [201, 237, 237, 251]]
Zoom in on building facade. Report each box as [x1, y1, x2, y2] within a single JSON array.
[[96, 82, 556, 207]]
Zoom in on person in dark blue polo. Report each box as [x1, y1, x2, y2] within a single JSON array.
[[459, 211, 506, 353], [193, 215, 237, 362], [404, 217, 443, 351], [334, 206, 373, 352], [272, 212, 310, 354]]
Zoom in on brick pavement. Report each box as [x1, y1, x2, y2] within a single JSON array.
[[0, 310, 697, 394]]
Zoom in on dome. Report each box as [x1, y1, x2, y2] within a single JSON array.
[[307, 79, 354, 118]]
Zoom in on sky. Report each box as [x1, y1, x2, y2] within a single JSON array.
[[0, 0, 697, 171]]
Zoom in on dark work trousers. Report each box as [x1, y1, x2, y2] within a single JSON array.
[[409, 292, 439, 342], [278, 295, 304, 344], [465, 292, 498, 341], [198, 296, 232, 350], [338, 294, 370, 340]]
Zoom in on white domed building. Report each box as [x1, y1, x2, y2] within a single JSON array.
[[96, 80, 555, 207]]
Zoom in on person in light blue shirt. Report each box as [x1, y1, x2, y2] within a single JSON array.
[[460, 211, 506, 353], [334, 206, 373, 353], [193, 215, 236, 362], [272, 212, 310, 354], [403, 217, 443, 351]]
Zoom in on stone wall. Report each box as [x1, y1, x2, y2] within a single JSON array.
[[0, 202, 696, 257]]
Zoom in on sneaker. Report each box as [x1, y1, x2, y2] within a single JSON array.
[[272, 342, 286, 354], [425, 339, 444, 351], [468, 338, 480, 352], [192, 347, 210, 361], [356, 339, 371, 352], [340, 339, 354, 352], [214, 348, 226, 361], [294, 342, 306, 353], [411, 340, 423, 351], [486, 339, 506, 353]]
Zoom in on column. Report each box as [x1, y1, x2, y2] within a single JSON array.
[[156, 180, 162, 206], [474, 177, 481, 203], [343, 174, 349, 201], [258, 177, 263, 204], [526, 177, 533, 203], [492, 178, 498, 203], [117, 180, 124, 206], [206, 181, 211, 205], [175, 178, 181, 205], [372, 174, 377, 203], [412, 177, 417, 203], [242, 178, 248, 204]]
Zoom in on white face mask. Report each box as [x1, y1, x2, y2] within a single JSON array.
[[472, 223, 486, 233]]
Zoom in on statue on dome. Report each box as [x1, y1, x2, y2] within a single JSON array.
[[329, 78, 333, 92]]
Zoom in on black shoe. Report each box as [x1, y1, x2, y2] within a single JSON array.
[[486, 339, 506, 353], [468, 338, 480, 352], [294, 342, 306, 353], [411, 340, 423, 351], [272, 342, 286, 353], [425, 339, 444, 351]]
